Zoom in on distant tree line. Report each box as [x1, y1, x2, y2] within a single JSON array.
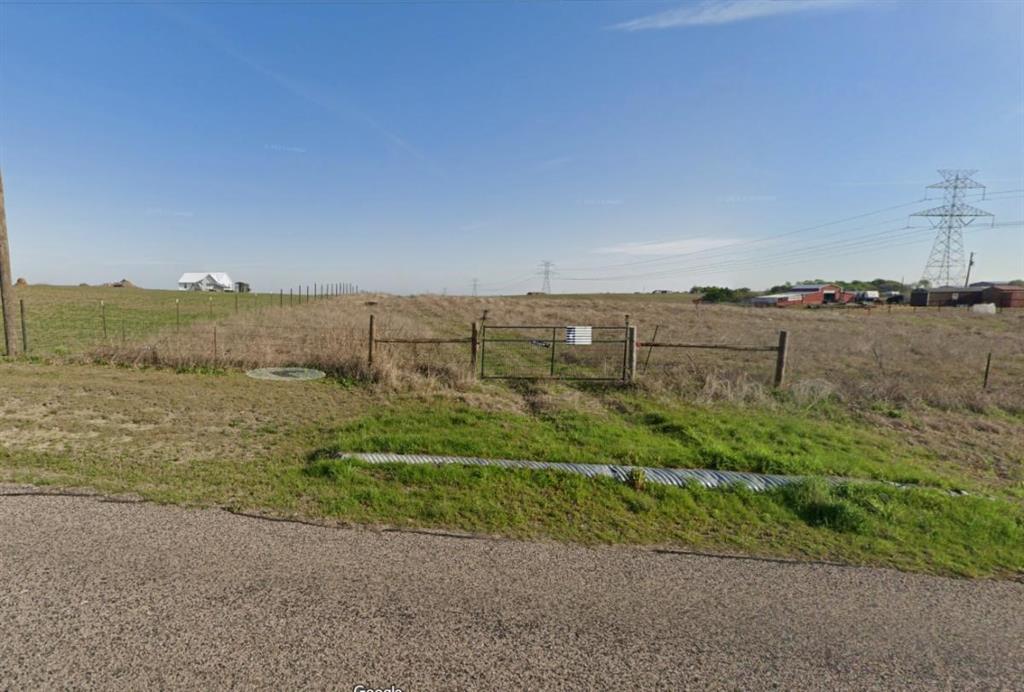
[[766, 278, 907, 293], [689, 286, 756, 303]]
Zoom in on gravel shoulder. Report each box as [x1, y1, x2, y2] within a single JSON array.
[[2, 486, 1022, 690]]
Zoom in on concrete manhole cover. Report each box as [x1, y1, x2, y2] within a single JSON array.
[[246, 367, 326, 381]]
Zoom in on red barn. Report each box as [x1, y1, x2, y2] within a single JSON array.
[[753, 283, 855, 308], [789, 284, 854, 305]]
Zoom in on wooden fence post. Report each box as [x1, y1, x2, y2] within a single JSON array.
[[279, 289, 283, 308], [101, 300, 107, 340], [774, 330, 789, 387], [549, 327, 558, 376], [983, 352, 992, 390], [368, 314, 375, 368], [470, 321, 479, 376], [19, 299, 27, 353], [622, 317, 630, 378], [235, 291, 239, 313], [175, 299, 180, 332], [213, 326, 217, 363]]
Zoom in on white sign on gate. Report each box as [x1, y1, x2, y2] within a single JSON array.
[[565, 326, 593, 345]]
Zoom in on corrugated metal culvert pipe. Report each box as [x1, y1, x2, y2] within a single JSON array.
[[338, 453, 804, 491]]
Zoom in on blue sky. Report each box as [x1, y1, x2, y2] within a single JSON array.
[[1, 0, 1021, 293]]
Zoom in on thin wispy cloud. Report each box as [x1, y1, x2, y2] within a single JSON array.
[[717, 193, 777, 203], [583, 198, 624, 207], [145, 208, 194, 218], [612, 0, 864, 31], [594, 238, 739, 256], [264, 144, 307, 154], [537, 156, 572, 170]]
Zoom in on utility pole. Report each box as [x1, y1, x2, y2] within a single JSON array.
[[0, 169, 18, 357], [539, 260, 554, 294], [914, 170, 992, 287], [964, 251, 975, 287]]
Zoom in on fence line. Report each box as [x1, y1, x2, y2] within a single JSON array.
[[638, 330, 789, 387], [5, 305, 1018, 395], [368, 314, 477, 371], [7, 285, 362, 356]]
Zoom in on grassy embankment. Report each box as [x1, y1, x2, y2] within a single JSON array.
[[1, 361, 1021, 578]]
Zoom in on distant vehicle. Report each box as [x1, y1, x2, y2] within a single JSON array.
[[855, 290, 880, 303]]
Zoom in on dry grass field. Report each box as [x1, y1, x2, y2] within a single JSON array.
[[89, 291, 1024, 412], [5, 283, 280, 355], [2, 287, 1023, 576]]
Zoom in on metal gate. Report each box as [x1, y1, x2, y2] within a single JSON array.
[[479, 325, 631, 381]]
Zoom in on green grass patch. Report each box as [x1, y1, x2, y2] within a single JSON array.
[[5, 284, 284, 355], [8, 445, 1020, 577], [324, 396, 960, 488], [290, 459, 1023, 578]]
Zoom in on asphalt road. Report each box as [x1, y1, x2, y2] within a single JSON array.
[[2, 488, 1022, 690]]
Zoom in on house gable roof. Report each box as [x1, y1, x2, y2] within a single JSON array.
[[178, 272, 233, 287]]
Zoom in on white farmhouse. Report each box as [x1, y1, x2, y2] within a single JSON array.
[[177, 272, 235, 292]]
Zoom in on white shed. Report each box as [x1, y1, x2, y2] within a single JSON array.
[[177, 272, 235, 292]]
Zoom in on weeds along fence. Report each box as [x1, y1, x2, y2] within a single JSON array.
[[639, 330, 790, 387]]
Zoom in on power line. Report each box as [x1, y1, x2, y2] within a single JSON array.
[[557, 197, 937, 274], [475, 189, 1022, 290], [560, 217, 933, 281], [560, 213, 919, 277], [558, 220, 1022, 284], [558, 222, 1016, 286], [476, 271, 537, 290], [560, 189, 1022, 275], [559, 224, 937, 281]]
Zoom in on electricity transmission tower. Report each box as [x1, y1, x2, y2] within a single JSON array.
[[913, 170, 992, 287], [472, 278, 479, 296], [539, 261, 554, 294]]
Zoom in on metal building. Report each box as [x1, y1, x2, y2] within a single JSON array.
[[910, 283, 1024, 308]]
